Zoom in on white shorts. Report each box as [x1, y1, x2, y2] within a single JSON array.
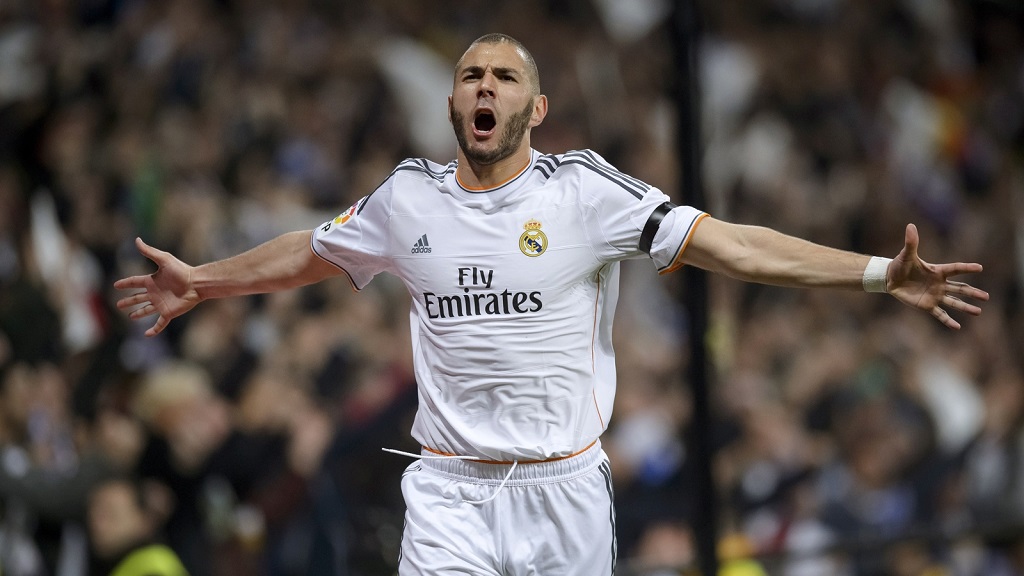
[[397, 442, 617, 575]]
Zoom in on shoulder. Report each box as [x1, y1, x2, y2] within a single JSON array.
[[533, 149, 621, 170], [534, 149, 651, 200], [359, 157, 456, 214], [388, 157, 457, 185]]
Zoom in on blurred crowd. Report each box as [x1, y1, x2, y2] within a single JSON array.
[[0, 0, 1021, 575]]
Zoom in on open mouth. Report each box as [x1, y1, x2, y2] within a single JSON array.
[[473, 111, 496, 134]]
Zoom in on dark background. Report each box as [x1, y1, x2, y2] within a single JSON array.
[[0, 1, 1021, 574]]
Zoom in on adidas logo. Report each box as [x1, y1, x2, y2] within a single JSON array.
[[411, 234, 432, 254]]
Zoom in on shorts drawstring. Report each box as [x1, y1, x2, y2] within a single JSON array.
[[462, 460, 517, 505], [382, 447, 519, 505], [382, 447, 481, 461]]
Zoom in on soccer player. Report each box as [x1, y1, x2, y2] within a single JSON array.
[[115, 33, 988, 575]]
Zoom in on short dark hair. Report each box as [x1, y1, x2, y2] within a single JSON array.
[[460, 33, 541, 95]]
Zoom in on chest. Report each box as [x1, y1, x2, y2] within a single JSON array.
[[387, 198, 598, 295]]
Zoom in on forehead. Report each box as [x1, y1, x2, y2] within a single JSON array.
[[456, 42, 528, 73], [91, 481, 134, 506]]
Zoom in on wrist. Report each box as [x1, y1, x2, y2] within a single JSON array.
[[862, 256, 892, 293]]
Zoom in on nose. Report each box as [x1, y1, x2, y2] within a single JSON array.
[[477, 70, 497, 98]]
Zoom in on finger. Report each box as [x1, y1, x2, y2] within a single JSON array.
[[943, 295, 982, 317], [945, 280, 990, 302], [937, 262, 984, 277], [116, 292, 151, 310], [904, 223, 920, 261], [113, 275, 149, 290], [145, 315, 169, 337], [129, 303, 159, 320], [135, 237, 168, 265], [931, 307, 961, 330]]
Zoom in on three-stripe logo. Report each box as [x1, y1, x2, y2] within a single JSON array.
[[411, 234, 432, 254]]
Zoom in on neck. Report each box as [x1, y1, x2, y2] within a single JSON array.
[[456, 146, 533, 190]]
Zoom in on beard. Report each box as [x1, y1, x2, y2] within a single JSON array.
[[450, 99, 534, 166]]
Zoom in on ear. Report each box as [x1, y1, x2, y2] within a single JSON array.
[[447, 95, 453, 124], [530, 94, 548, 128]]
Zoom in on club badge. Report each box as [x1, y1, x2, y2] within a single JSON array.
[[519, 219, 547, 257]]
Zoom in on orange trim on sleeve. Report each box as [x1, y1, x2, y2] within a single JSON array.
[[658, 212, 710, 276]]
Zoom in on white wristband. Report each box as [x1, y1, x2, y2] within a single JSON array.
[[862, 256, 892, 293]]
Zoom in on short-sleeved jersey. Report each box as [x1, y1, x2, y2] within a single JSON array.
[[312, 149, 707, 461]]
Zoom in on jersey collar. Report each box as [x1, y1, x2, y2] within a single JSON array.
[[454, 150, 536, 194]]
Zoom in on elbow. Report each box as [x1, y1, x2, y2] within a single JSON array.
[[683, 220, 784, 283], [716, 225, 767, 281]]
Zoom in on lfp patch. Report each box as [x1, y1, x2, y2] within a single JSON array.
[[334, 203, 358, 226]]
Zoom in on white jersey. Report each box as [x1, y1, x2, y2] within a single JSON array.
[[312, 149, 707, 461]]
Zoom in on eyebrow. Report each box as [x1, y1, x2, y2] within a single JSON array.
[[460, 65, 521, 79]]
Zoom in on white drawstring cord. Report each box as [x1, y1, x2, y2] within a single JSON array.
[[462, 460, 517, 505], [381, 447, 481, 460], [381, 447, 518, 505]]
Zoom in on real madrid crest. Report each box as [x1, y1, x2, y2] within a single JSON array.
[[519, 219, 547, 257]]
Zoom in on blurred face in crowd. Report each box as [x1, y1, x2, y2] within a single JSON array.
[[0, 364, 33, 442], [158, 393, 231, 472], [88, 479, 152, 559], [449, 39, 547, 168]]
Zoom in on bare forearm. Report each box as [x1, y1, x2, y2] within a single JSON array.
[[685, 219, 871, 289], [728, 226, 869, 288], [192, 230, 340, 299]]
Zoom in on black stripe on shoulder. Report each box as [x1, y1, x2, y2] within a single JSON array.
[[395, 158, 455, 182], [532, 154, 561, 179], [564, 151, 651, 194], [358, 159, 454, 214], [562, 151, 649, 199], [393, 165, 454, 183], [537, 153, 561, 170], [561, 159, 643, 199], [414, 158, 458, 178], [356, 174, 391, 215], [573, 150, 650, 191]]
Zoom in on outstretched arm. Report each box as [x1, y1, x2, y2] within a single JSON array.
[[682, 218, 988, 329], [114, 231, 342, 336]]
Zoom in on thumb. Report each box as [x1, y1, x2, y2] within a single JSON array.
[[135, 237, 165, 264], [903, 223, 920, 261]]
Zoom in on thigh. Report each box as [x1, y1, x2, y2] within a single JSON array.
[[397, 462, 501, 576], [503, 457, 617, 576]]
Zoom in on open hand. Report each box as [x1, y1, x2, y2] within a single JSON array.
[[114, 238, 202, 336], [887, 224, 989, 329]]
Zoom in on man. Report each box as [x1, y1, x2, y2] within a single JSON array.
[[115, 34, 987, 575]]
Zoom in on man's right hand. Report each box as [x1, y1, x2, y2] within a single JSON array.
[[114, 237, 202, 337]]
